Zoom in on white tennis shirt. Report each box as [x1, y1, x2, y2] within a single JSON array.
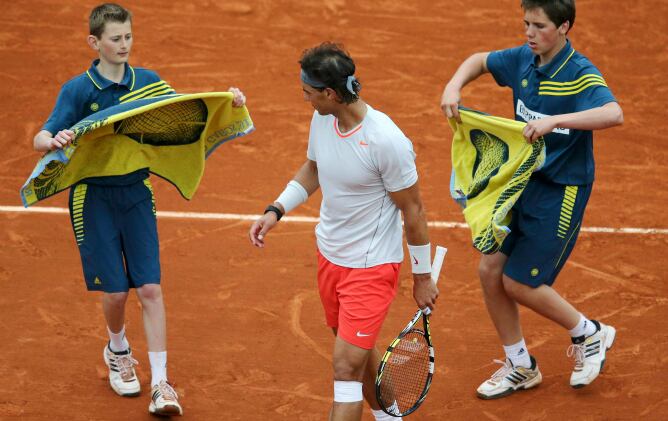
[[306, 104, 418, 268]]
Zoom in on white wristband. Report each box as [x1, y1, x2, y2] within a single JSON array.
[[408, 243, 431, 274], [275, 180, 308, 214]]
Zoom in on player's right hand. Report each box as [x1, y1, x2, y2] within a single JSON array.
[[413, 273, 439, 312], [249, 212, 278, 248], [440, 85, 462, 123], [51, 129, 75, 150]]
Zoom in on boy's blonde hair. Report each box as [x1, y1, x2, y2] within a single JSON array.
[[89, 3, 132, 38]]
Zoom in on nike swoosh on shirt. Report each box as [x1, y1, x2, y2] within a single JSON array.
[[359, 140, 369, 146], [356, 331, 372, 337]]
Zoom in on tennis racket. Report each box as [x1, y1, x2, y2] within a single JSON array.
[[375, 246, 447, 417]]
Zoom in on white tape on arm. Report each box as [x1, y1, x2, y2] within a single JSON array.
[[408, 243, 431, 274], [275, 180, 308, 214]]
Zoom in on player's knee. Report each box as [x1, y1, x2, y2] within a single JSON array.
[[332, 359, 364, 381], [478, 262, 503, 294], [136, 283, 162, 303], [479, 258, 503, 281], [103, 291, 129, 309]]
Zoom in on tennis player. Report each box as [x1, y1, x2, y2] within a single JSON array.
[[32, 3, 245, 416], [440, 0, 623, 399], [249, 42, 439, 421]]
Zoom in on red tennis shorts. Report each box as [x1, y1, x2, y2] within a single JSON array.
[[317, 250, 400, 349]]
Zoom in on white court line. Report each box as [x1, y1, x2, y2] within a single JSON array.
[[1, 205, 666, 235]]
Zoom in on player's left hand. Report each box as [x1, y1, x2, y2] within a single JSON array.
[[523, 117, 556, 143], [228, 86, 246, 107], [249, 211, 279, 248], [413, 273, 439, 312]]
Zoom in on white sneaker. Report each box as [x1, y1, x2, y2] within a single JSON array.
[[568, 320, 616, 388], [103, 343, 140, 397], [149, 380, 183, 416], [476, 355, 542, 399]]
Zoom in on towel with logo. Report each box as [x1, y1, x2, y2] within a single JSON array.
[[21, 92, 253, 206], [449, 108, 545, 254]]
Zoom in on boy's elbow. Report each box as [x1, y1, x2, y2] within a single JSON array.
[[33, 135, 43, 151], [614, 107, 624, 126], [33, 130, 50, 152], [609, 102, 623, 126]]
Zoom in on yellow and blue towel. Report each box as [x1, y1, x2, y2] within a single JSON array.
[[21, 92, 253, 206], [449, 108, 545, 254]]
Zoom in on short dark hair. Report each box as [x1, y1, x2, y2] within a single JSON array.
[[521, 0, 575, 32], [89, 3, 132, 38], [299, 42, 361, 104]]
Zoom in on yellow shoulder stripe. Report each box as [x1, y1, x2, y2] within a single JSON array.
[[119, 80, 168, 102], [538, 81, 607, 96], [119, 85, 175, 103], [120, 89, 176, 104], [540, 73, 605, 87], [539, 76, 607, 92]]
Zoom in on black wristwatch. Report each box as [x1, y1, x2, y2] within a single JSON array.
[[264, 204, 284, 221]]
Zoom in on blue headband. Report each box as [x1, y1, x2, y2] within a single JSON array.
[[300, 69, 358, 96]]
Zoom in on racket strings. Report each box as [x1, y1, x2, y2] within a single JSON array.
[[378, 330, 431, 415], [114, 99, 208, 145]]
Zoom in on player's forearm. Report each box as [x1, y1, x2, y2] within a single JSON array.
[[404, 203, 432, 278], [552, 102, 624, 131], [389, 182, 430, 245], [402, 201, 430, 246], [446, 52, 490, 91]]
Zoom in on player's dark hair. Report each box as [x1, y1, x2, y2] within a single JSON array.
[[299, 42, 361, 104], [89, 3, 132, 38], [521, 0, 575, 32]]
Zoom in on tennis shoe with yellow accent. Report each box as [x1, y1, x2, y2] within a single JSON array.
[[103, 343, 140, 397], [476, 355, 542, 399], [149, 380, 183, 416], [568, 320, 616, 388]]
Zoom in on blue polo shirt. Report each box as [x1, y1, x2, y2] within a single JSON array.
[[486, 40, 617, 185], [43, 59, 175, 185]]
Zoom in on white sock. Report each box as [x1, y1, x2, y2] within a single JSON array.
[[107, 326, 130, 352], [569, 314, 597, 338], [372, 408, 400, 420], [503, 339, 531, 368], [148, 351, 168, 387]]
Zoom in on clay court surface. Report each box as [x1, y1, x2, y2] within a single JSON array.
[[1, 0, 667, 419]]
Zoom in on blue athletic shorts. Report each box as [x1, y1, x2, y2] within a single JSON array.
[[500, 175, 592, 288], [68, 179, 161, 292]]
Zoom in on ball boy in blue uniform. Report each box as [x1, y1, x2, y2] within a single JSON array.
[[32, 3, 245, 415], [441, 0, 623, 398]]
